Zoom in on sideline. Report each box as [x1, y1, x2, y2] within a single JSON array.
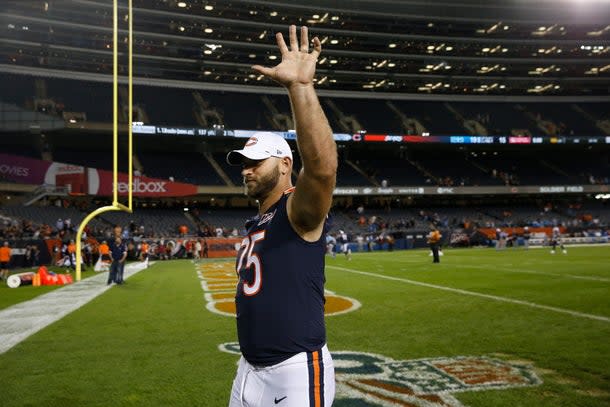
[[327, 265, 610, 323], [0, 262, 149, 355]]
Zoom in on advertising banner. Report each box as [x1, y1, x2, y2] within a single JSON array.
[[0, 153, 198, 197], [0, 153, 51, 184], [93, 169, 198, 197], [205, 237, 242, 258]]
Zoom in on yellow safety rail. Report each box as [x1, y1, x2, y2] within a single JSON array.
[[75, 0, 133, 281]]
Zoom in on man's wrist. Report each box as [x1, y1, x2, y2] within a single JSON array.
[[286, 82, 315, 94]]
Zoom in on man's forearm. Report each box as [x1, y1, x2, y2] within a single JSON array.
[[288, 84, 337, 177]]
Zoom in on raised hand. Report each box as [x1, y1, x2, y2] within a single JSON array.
[[252, 25, 321, 90]]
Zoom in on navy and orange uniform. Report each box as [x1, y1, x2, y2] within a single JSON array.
[[235, 189, 327, 367]]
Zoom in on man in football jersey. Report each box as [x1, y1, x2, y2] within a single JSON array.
[[336, 230, 352, 260], [550, 225, 567, 254], [225, 25, 337, 407]]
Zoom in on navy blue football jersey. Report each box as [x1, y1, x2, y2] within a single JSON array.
[[235, 189, 327, 366]]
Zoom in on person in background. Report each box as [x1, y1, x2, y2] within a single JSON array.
[[32, 245, 40, 267], [550, 226, 567, 254], [356, 234, 365, 252], [99, 240, 110, 263], [0, 241, 11, 281], [67, 239, 76, 270], [82, 240, 93, 268], [24, 245, 33, 267], [523, 226, 531, 250], [157, 241, 167, 260], [107, 236, 127, 285], [194, 239, 202, 260], [202, 239, 209, 258], [427, 225, 442, 264], [140, 241, 150, 268], [337, 230, 352, 260], [114, 224, 122, 240]]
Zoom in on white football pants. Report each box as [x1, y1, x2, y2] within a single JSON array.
[[229, 344, 335, 407]]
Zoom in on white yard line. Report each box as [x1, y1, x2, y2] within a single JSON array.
[[327, 265, 610, 323], [0, 262, 149, 355], [363, 255, 609, 282], [454, 263, 610, 283]]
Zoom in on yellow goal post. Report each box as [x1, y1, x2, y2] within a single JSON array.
[[75, 0, 134, 281]]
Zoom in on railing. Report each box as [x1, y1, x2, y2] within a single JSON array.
[[24, 184, 70, 206]]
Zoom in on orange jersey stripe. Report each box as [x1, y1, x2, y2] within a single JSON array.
[[312, 350, 321, 407]]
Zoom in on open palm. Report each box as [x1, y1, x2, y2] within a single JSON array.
[[252, 25, 321, 89]]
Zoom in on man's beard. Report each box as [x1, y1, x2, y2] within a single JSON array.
[[244, 164, 280, 200]]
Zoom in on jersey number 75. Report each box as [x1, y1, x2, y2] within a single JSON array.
[[236, 231, 266, 296]]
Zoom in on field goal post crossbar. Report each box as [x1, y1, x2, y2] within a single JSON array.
[[75, 0, 134, 281]]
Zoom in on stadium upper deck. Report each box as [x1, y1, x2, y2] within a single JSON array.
[[0, 1, 608, 202], [1, 0, 609, 97]]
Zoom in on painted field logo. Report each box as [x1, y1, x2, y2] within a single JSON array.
[[219, 343, 541, 407], [195, 261, 360, 316]]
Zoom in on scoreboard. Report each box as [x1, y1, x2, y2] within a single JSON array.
[[132, 123, 610, 146]]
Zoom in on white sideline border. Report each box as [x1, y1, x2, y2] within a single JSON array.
[[0, 262, 150, 355], [327, 265, 610, 323]]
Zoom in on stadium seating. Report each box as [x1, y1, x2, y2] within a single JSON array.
[[138, 151, 224, 185], [2, 74, 608, 138], [0, 204, 209, 238], [0, 205, 107, 232], [98, 208, 197, 237], [52, 149, 130, 173], [529, 104, 599, 136], [390, 101, 464, 135], [211, 152, 243, 186]]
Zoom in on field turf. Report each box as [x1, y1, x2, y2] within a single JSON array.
[[0, 246, 608, 406]]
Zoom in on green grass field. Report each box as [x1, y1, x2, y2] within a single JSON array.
[[1, 246, 609, 406]]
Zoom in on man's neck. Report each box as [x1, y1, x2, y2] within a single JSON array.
[[258, 183, 292, 215]]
